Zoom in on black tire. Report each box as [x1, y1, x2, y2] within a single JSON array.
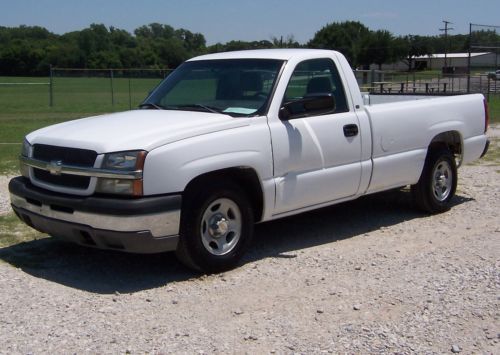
[[175, 180, 254, 273], [411, 147, 457, 214]]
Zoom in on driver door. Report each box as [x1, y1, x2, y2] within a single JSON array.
[[268, 58, 363, 215]]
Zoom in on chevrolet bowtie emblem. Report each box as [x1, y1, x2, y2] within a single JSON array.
[[48, 160, 63, 175]]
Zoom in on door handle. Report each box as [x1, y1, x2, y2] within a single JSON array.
[[343, 124, 359, 137]]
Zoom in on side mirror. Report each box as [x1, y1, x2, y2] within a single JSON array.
[[279, 94, 336, 120]]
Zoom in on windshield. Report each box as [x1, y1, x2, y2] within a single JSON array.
[[141, 59, 284, 117]]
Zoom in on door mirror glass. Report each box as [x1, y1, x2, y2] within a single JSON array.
[[279, 94, 336, 120]]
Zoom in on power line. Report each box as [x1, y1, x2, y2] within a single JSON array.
[[439, 20, 454, 69]]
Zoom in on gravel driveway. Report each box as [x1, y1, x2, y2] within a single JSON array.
[[0, 128, 498, 354]]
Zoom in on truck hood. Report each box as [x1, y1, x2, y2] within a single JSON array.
[[26, 110, 249, 154]]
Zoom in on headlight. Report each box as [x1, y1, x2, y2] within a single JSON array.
[[101, 150, 146, 170], [96, 179, 143, 195], [96, 150, 147, 196], [20, 139, 32, 177], [21, 139, 32, 157]]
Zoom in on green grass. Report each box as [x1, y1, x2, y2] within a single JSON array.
[[0, 213, 45, 248], [0, 213, 52, 268], [478, 137, 500, 166], [0, 144, 21, 174], [487, 94, 500, 124], [0, 76, 162, 174], [0, 76, 161, 116]]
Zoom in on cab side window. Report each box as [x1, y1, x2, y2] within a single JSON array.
[[284, 58, 349, 113]]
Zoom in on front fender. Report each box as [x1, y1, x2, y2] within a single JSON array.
[[142, 118, 273, 196]]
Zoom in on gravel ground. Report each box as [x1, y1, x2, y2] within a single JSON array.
[[0, 128, 498, 354], [0, 175, 14, 216]]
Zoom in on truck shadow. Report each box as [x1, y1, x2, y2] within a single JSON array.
[[247, 189, 472, 261], [0, 189, 473, 294], [0, 239, 195, 293]]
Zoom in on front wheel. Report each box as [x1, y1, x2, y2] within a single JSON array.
[[176, 181, 254, 273], [411, 147, 457, 213]]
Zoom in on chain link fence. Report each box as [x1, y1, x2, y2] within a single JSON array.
[[353, 69, 500, 99], [49, 68, 174, 112], [50, 67, 498, 109], [2, 67, 498, 114]]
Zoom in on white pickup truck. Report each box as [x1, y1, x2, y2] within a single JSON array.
[[9, 49, 490, 272]]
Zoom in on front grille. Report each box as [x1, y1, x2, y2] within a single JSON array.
[[33, 169, 90, 189], [32, 144, 97, 190], [33, 144, 97, 167]]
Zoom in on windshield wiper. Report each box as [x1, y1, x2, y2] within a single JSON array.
[[138, 102, 166, 110], [172, 104, 227, 115]]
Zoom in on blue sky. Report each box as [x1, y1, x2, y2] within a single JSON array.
[[1, 0, 498, 44]]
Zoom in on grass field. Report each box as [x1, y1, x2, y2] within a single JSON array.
[[0, 75, 499, 175], [0, 212, 43, 248], [0, 76, 162, 121], [488, 94, 500, 123], [0, 76, 162, 174]]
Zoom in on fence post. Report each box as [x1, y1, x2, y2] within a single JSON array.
[[49, 64, 54, 107], [128, 76, 132, 110], [467, 23, 472, 93], [110, 69, 115, 107], [487, 77, 490, 102]]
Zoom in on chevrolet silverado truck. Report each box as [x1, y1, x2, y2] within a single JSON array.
[[9, 49, 490, 272]]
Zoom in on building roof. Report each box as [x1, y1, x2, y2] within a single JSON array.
[[415, 52, 492, 59]]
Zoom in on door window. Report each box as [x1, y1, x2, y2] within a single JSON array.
[[284, 58, 349, 113]]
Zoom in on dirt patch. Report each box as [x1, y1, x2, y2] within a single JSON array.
[[0, 175, 14, 216]]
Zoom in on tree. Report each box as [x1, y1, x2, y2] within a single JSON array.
[[467, 29, 500, 52], [270, 35, 300, 48], [134, 23, 206, 67], [208, 40, 274, 53], [308, 21, 370, 67], [175, 28, 206, 55], [0, 25, 56, 75], [134, 23, 175, 40], [4, 21, 492, 76], [109, 26, 136, 48], [400, 35, 434, 71], [359, 30, 397, 69], [79, 24, 112, 53]]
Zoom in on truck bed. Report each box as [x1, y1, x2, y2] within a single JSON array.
[[362, 92, 464, 106], [362, 93, 488, 194]]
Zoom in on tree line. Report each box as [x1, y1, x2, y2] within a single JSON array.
[[0, 21, 498, 76]]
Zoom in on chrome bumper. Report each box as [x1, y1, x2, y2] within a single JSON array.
[[9, 177, 181, 253]]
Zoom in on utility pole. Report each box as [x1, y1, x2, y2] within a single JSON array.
[[439, 20, 454, 70]]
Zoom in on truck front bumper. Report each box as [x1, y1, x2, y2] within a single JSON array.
[[8, 177, 181, 253]]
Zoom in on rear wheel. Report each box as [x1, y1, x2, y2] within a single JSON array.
[[411, 147, 457, 213], [176, 181, 254, 273]]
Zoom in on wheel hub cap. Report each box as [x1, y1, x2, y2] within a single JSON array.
[[209, 215, 229, 237], [432, 161, 453, 201], [436, 174, 447, 187], [200, 198, 242, 256]]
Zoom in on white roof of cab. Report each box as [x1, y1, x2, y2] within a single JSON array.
[[188, 48, 340, 61]]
